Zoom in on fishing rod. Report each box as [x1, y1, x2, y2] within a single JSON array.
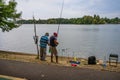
[[33, 15, 39, 59], [57, 0, 64, 35], [57, 0, 64, 61]]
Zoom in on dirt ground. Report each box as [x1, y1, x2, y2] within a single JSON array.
[[0, 50, 120, 72]]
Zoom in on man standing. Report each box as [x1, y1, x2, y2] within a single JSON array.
[[40, 32, 49, 61], [50, 32, 59, 63]]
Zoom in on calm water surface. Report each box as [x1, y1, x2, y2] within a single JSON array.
[[0, 24, 120, 61]]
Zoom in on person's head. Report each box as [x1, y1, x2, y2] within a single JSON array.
[[53, 32, 58, 37], [45, 32, 49, 36]]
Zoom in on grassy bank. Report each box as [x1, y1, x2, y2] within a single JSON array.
[[0, 50, 120, 72]]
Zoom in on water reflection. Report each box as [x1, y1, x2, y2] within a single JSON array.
[[0, 24, 120, 61]]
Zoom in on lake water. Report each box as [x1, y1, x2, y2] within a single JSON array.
[[0, 24, 120, 61]]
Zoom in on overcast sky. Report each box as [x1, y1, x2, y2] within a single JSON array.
[[14, 0, 120, 19]]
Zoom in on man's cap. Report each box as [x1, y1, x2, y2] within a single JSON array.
[[53, 32, 58, 37]]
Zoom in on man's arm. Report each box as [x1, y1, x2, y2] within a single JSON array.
[[54, 40, 59, 46]]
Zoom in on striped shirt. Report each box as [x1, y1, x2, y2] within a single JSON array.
[[40, 36, 49, 48]]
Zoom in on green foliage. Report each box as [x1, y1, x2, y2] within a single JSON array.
[[0, 0, 21, 32], [17, 15, 120, 24]]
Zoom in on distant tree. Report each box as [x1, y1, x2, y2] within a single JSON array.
[[0, 0, 21, 32], [47, 18, 57, 24], [111, 17, 119, 24], [82, 15, 93, 24], [16, 15, 120, 24], [99, 18, 106, 24]]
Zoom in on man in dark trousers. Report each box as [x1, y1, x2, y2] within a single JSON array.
[[39, 32, 49, 61], [50, 32, 59, 63]]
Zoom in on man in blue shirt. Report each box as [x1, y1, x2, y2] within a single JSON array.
[[40, 32, 49, 61]]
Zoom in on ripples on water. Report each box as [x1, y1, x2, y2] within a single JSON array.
[[0, 24, 120, 61]]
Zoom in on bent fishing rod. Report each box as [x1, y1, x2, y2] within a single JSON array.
[[56, 0, 65, 60], [33, 15, 39, 59], [57, 0, 64, 35]]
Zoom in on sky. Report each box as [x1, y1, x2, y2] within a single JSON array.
[[10, 0, 120, 19]]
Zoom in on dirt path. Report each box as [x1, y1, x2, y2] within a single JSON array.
[[0, 59, 120, 80]]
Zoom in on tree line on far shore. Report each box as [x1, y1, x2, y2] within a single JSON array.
[[1, 0, 120, 32], [17, 15, 120, 24]]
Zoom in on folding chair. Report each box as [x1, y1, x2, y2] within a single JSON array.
[[109, 54, 118, 66]]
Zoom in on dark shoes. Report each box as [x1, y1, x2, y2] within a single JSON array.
[[51, 56, 59, 63], [40, 58, 46, 61]]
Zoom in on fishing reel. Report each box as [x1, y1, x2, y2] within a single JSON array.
[[33, 36, 38, 44]]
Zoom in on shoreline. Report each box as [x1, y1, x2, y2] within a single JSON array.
[[0, 50, 120, 72]]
